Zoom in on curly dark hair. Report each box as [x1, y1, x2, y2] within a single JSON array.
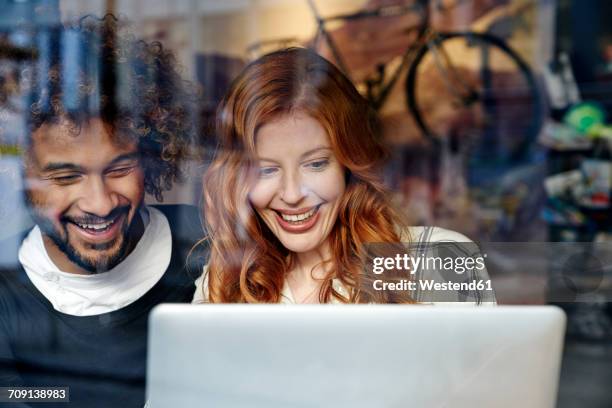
[[24, 14, 196, 201]]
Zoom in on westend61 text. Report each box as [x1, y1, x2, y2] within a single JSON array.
[[373, 279, 493, 292]]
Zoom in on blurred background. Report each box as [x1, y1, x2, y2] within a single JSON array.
[[1, 1, 612, 406]]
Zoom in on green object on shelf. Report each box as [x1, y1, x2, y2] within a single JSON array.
[[586, 123, 612, 138], [564, 102, 606, 133]]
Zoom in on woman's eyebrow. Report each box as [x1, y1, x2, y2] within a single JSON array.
[[300, 146, 331, 159], [256, 157, 280, 164], [257, 147, 331, 163]]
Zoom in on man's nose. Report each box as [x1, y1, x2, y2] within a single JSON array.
[[280, 171, 306, 205], [77, 176, 117, 217]]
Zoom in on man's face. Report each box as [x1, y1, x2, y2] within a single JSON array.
[[25, 118, 145, 274]]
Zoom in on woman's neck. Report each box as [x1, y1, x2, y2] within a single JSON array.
[[293, 247, 329, 280], [286, 243, 332, 303]]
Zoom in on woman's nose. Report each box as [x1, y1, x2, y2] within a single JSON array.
[[279, 171, 306, 205]]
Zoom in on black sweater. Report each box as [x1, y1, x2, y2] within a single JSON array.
[[0, 205, 206, 408]]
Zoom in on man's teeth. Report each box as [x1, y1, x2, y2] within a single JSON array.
[[76, 219, 114, 231], [280, 207, 317, 223]]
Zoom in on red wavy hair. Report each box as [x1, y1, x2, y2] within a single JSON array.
[[202, 48, 413, 303]]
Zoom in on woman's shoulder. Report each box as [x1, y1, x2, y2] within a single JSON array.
[[192, 266, 209, 304], [403, 226, 475, 244]]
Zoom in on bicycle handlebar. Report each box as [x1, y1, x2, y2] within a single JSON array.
[[318, 3, 424, 24], [315, 0, 469, 24]]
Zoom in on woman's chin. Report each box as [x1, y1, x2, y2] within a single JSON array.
[[281, 241, 318, 254]]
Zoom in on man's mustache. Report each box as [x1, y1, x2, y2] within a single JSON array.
[[62, 206, 130, 225]]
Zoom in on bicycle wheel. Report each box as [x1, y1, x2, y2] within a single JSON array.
[[405, 31, 543, 166]]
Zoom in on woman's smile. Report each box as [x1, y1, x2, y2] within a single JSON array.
[[273, 204, 322, 233]]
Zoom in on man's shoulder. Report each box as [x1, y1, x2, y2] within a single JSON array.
[[0, 229, 30, 276], [0, 235, 35, 312]]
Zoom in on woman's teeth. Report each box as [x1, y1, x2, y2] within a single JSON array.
[[280, 207, 318, 223]]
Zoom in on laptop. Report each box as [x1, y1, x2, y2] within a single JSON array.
[[146, 305, 565, 408]]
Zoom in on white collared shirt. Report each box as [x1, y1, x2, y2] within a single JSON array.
[[18, 206, 172, 316], [192, 272, 348, 304]]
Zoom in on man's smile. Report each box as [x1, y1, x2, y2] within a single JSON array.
[[63, 206, 130, 243]]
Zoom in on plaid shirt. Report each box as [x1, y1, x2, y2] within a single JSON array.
[[407, 226, 497, 305]]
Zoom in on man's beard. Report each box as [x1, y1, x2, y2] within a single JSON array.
[[46, 209, 132, 273], [25, 196, 138, 273]]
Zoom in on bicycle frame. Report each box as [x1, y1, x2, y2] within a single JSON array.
[[306, 0, 431, 110]]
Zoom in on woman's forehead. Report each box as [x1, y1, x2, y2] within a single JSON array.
[[255, 113, 330, 158]]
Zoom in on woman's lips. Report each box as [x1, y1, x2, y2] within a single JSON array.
[[273, 205, 321, 233]]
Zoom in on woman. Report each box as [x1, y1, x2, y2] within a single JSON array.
[[194, 48, 495, 305]]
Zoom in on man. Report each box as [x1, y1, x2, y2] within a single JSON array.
[[0, 16, 205, 407]]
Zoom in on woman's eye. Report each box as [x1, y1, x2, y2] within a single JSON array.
[[258, 167, 279, 177], [305, 159, 329, 171]]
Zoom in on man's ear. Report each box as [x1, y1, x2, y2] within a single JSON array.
[[21, 146, 35, 171]]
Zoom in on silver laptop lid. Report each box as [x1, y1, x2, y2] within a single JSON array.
[[147, 305, 565, 408]]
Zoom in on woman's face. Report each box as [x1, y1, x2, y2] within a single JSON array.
[[249, 113, 346, 255]]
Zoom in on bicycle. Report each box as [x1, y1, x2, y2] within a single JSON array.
[[247, 0, 544, 165]]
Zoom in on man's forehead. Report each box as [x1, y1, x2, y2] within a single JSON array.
[[29, 118, 138, 167], [31, 118, 133, 145]]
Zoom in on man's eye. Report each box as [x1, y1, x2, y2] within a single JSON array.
[[106, 166, 136, 177], [50, 175, 81, 184], [258, 167, 279, 178], [305, 159, 329, 171]]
